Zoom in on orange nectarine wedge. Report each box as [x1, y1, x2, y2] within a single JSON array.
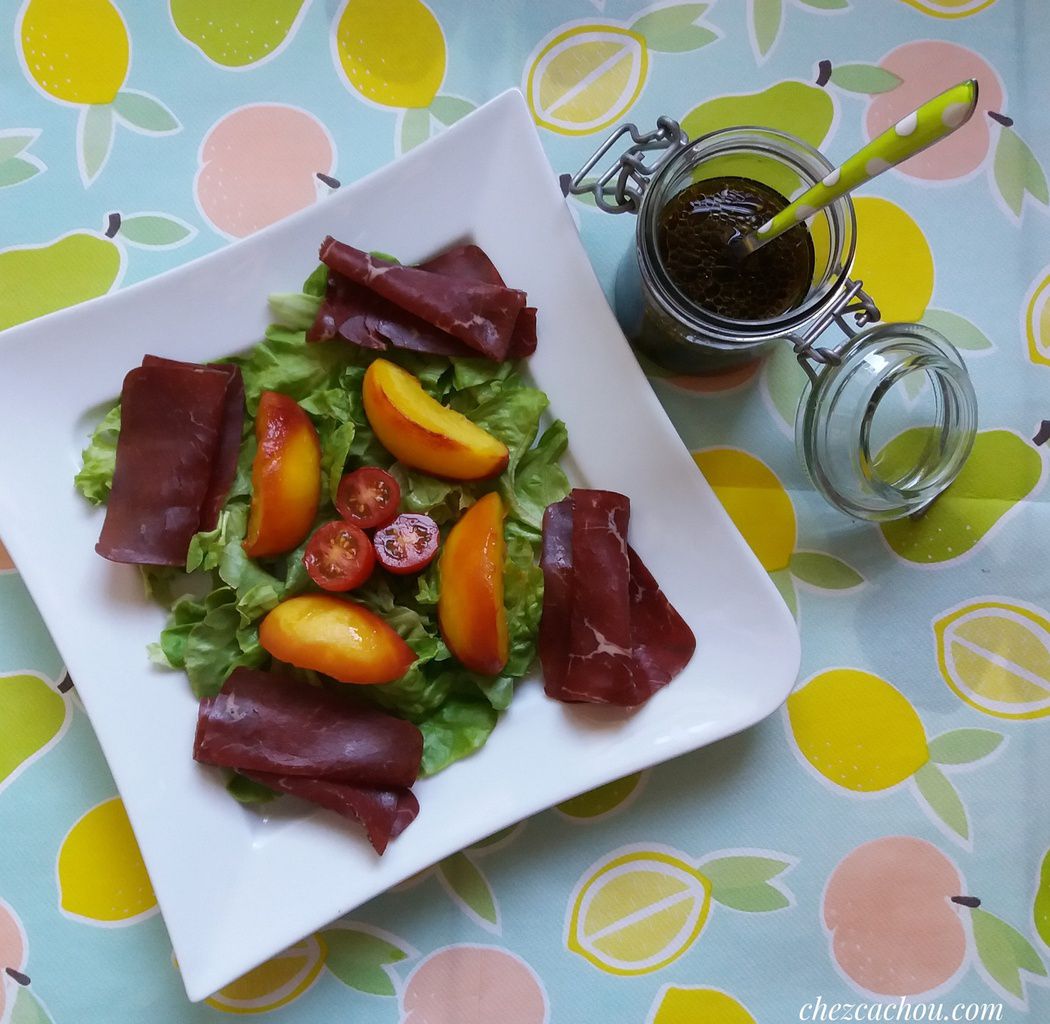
[[362, 359, 509, 481], [259, 594, 416, 684], [438, 492, 508, 675], [243, 391, 321, 559]]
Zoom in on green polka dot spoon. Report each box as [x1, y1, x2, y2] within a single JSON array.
[[730, 79, 978, 261]]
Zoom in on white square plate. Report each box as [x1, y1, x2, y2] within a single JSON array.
[[0, 90, 799, 1001]]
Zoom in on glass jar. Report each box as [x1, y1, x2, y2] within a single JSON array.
[[566, 118, 978, 522]]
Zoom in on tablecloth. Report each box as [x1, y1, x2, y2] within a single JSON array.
[[2, 0, 1049, 1021]]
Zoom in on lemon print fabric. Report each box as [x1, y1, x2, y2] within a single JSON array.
[[935, 599, 1050, 719], [57, 796, 157, 925], [852, 198, 933, 323], [331, 0, 480, 153], [880, 430, 1043, 565], [787, 668, 1003, 843], [898, 0, 998, 16], [205, 935, 326, 1014], [170, 0, 309, 68], [693, 448, 862, 615], [1024, 266, 1050, 366], [566, 846, 793, 975], [525, 5, 719, 137], [647, 986, 757, 1024], [19, 0, 128, 104], [0, 673, 70, 793], [17, 0, 179, 184]]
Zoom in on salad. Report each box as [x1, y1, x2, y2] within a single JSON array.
[[78, 245, 565, 743], [75, 237, 693, 855]]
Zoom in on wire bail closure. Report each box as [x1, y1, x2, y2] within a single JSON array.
[[562, 116, 689, 214], [788, 278, 881, 383]]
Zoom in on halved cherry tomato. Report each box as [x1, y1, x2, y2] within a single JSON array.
[[303, 520, 375, 591], [373, 514, 440, 575], [335, 467, 401, 529]]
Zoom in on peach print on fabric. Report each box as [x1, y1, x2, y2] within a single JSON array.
[[195, 104, 335, 239]]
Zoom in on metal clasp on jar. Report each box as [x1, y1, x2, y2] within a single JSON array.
[[561, 116, 689, 214], [788, 279, 881, 383]]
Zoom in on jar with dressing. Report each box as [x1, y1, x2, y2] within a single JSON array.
[[566, 118, 978, 523]]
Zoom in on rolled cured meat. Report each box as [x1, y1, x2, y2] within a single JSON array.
[[194, 669, 423, 788], [240, 772, 419, 854], [140, 355, 244, 532], [308, 241, 537, 359], [318, 238, 526, 360], [96, 361, 232, 565], [540, 490, 695, 707]]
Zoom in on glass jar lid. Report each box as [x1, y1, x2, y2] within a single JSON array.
[[796, 321, 977, 521]]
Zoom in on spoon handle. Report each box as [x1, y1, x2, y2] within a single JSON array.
[[737, 79, 979, 258]]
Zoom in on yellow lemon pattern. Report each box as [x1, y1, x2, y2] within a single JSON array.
[[205, 935, 326, 1014], [567, 849, 713, 975], [788, 669, 929, 791], [567, 846, 793, 975], [852, 197, 935, 323], [898, 0, 999, 16], [1024, 268, 1050, 366], [16, 0, 178, 184], [334, 0, 445, 109], [648, 986, 757, 1024], [19, 0, 128, 104], [935, 600, 1050, 719], [692, 448, 862, 614], [692, 449, 795, 572], [788, 668, 1002, 842], [57, 797, 157, 925], [525, 6, 718, 136], [527, 26, 648, 136]]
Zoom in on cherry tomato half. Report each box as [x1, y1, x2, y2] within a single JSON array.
[[373, 514, 440, 575], [303, 520, 375, 592], [335, 467, 401, 530]]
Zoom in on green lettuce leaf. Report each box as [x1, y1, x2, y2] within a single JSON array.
[[268, 290, 323, 331], [227, 773, 277, 804], [502, 419, 569, 535], [74, 404, 121, 504], [419, 698, 499, 775]]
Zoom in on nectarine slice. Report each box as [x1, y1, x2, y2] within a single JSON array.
[[362, 359, 509, 481], [244, 391, 321, 558], [259, 594, 416, 684], [438, 492, 508, 675]]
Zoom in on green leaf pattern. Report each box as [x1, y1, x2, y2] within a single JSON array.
[[630, 4, 719, 53], [438, 852, 500, 930], [927, 729, 1003, 766], [828, 63, 902, 93], [994, 126, 1050, 218], [789, 551, 864, 589], [702, 853, 794, 912], [913, 762, 969, 841], [321, 925, 413, 997], [971, 908, 1047, 1002], [77, 104, 114, 186]]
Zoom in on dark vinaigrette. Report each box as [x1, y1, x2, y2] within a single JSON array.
[[657, 176, 815, 321]]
